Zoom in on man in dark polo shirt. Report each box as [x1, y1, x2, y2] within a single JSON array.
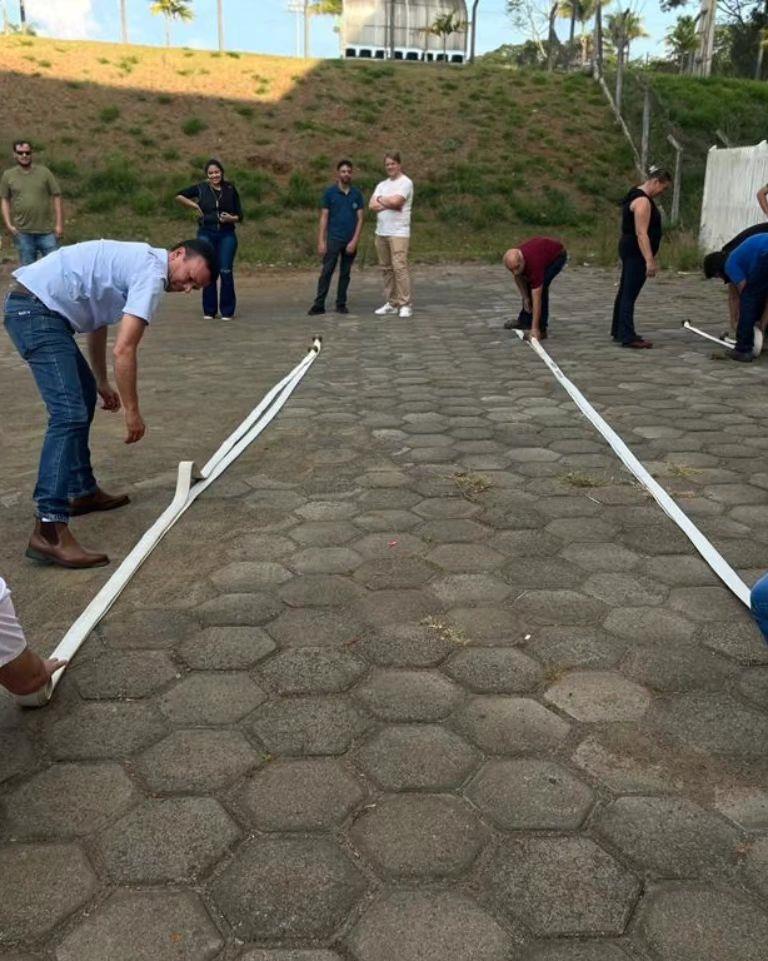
[[308, 160, 364, 316], [503, 237, 567, 340]]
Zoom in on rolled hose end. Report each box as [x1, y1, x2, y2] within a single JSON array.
[[15, 679, 53, 709]]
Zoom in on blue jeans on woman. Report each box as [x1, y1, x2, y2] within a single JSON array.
[[611, 255, 648, 345], [198, 228, 237, 318], [4, 294, 97, 523]]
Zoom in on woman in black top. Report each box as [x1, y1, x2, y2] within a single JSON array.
[[176, 159, 243, 320], [611, 167, 672, 349]]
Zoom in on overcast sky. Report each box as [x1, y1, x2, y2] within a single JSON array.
[[19, 0, 680, 61]]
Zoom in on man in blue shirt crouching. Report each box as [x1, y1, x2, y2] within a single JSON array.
[[308, 160, 364, 316], [4, 238, 217, 568], [723, 233, 768, 362]]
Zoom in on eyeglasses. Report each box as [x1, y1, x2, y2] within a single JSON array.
[[15, 151, 31, 156]]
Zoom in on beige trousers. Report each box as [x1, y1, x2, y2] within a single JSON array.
[[375, 235, 412, 307]]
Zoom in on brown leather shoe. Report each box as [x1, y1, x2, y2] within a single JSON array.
[[622, 339, 653, 349], [26, 520, 109, 569], [69, 487, 130, 517]]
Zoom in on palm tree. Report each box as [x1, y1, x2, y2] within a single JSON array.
[[607, 8, 647, 108], [149, 0, 194, 47], [558, 0, 604, 64], [665, 14, 697, 73], [423, 12, 466, 61]]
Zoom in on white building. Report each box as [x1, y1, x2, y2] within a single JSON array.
[[342, 0, 468, 63]]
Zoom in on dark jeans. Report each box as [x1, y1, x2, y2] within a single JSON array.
[[14, 232, 58, 266], [517, 251, 567, 330], [313, 237, 356, 309], [751, 572, 768, 645], [4, 294, 97, 522], [198, 228, 237, 317], [612, 255, 647, 344], [736, 251, 768, 353]]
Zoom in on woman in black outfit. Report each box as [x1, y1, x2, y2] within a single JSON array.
[[611, 167, 672, 349], [176, 159, 243, 320]]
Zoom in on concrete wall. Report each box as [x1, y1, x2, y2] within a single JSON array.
[[342, 0, 468, 54]]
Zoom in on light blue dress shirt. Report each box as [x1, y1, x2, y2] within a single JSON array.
[[14, 239, 169, 333]]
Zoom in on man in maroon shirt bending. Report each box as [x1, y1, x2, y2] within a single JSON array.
[[503, 237, 567, 340]]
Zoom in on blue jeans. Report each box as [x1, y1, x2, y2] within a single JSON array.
[[14, 232, 58, 266], [517, 251, 568, 331], [313, 236, 356, 309], [198, 229, 237, 318], [736, 251, 768, 354], [751, 572, 768, 645], [612, 255, 647, 344], [4, 294, 97, 523]]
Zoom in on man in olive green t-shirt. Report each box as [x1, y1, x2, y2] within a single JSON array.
[[1, 140, 64, 265]]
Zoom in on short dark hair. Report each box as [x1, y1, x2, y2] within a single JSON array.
[[384, 151, 401, 164], [648, 165, 673, 184], [703, 251, 727, 280], [337, 159, 353, 170], [12, 140, 31, 152], [173, 238, 219, 283]]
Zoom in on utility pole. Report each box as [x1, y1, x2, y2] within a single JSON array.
[[469, 0, 479, 63], [389, 0, 395, 58], [217, 0, 224, 51], [18, 0, 25, 29], [304, 0, 310, 57], [694, 0, 716, 77], [119, 0, 128, 43]]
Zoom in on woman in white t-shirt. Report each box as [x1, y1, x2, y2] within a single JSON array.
[[0, 578, 65, 696], [369, 152, 414, 319]]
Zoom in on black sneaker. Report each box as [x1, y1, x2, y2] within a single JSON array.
[[307, 305, 325, 316], [504, 318, 531, 331], [729, 350, 754, 363], [335, 305, 349, 314]]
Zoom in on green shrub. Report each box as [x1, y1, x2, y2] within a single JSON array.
[[157, 94, 173, 105], [83, 190, 122, 213], [234, 105, 254, 118], [309, 154, 330, 173], [181, 117, 207, 136], [283, 172, 315, 208], [48, 158, 78, 178], [97, 57, 110, 65], [227, 51, 241, 58], [99, 106, 120, 124], [37, 59, 51, 68], [232, 169, 275, 202], [86, 157, 139, 196], [131, 191, 156, 215], [163, 148, 180, 161]]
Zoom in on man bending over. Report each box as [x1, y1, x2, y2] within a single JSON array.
[[503, 237, 567, 340]]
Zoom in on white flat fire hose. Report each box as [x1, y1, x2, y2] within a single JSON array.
[[514, 330, 751, 608], [17, 337, 322, 707]]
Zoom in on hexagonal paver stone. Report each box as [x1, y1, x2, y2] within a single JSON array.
[[444, 606, 525, 646], [593, 796, 739, 879], [289, 547, 362, 575], [267, 608, 367, 648], [4, 763, 138, 839], [431, 574, 511, 606], [544, 672, 651, 722], [561, 543, 641, 573], [196, 592, 283, 626], [425, 543, 505, 573], [0, 842, 97, 944], [95, 797, 240, 883], [279, 575, 364, 608], [529, 627, 628, 670], [526, 942, 631, 961], [640, 886, 768, 961], [211, 561, 293, 591], [290, 521, 360, 547], [453, 696, 570, 755], [101, 609, 199, 650], [744, 836, 768, 898], [356, 725, 479, 790], [55, 890, 223, 961], [239, 952, 342, 961], [0, 730, 35, 785], [136, 729, 261, 793], [417, 518, 489, 543], [354, 557, 436, 591], [603, 607, 694, 644], [159, 672, 267, 724], [354, 669, 462, 722], [71, 650, 178, 699], [413, 497, 480, 520], [444, 647, 544, 693], [178, 626, 276, 669], [237, 948, 341, 961], [240, 759, 365, 831], [739, 667, 768, 709], [251, 696, 370, 755], [350, 794, 486, 878], [582, 573, 667, 607], [669, 587, 742, 623], [620, 637, 734, 692], [260, 648, 366, 694], [513, 591, 607, 627], [45, 702, 167, 760], [466, 759, 594, 830], [488, 837, 640, 936], [346, 890, 510, 961], [360, 623, 454, 667], [210, 836, 366, 940], [650, 693, 768, 756], [696, 620, 768, 665], [715, 786, 768, 830]]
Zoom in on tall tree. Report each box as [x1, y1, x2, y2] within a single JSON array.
[[607, 8, 647, 108], [558, 0, 605, 63], [149, 0, 193, 47], [423, 11, 466, 60], [507, 0, 562, 66], [665, 13, 698, 71]]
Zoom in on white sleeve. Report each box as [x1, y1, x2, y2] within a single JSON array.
[[124, 266, 166, 324], [0, 580, 27, 668]]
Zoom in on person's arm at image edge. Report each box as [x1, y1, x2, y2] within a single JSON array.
[[632, 198, 657, 276], [87, 327, 121, 412], [348, 208, 364, 254]]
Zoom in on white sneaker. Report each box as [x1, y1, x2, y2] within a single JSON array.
[[399, 305, 413, 318], [374, 303, 398, 315], [754, 326, 764, 358], [203, 315, 215, 320]]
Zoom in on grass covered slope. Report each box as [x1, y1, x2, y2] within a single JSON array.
[[0, 36, 636, 266]]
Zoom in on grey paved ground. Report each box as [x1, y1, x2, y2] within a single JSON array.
[[2, 263, 768, 960]]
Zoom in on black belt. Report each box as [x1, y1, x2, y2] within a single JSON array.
[[7, 282, 37, 300]]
